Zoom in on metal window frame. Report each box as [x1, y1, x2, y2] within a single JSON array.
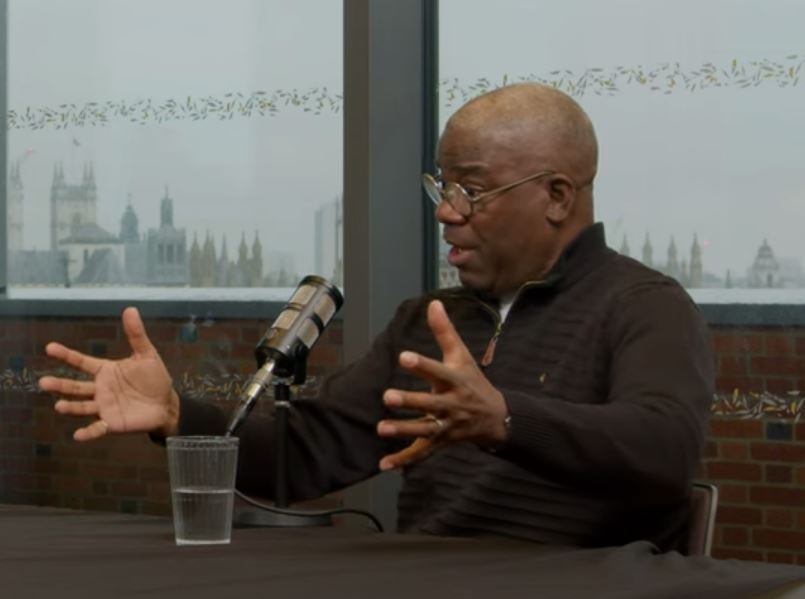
[[340, 0, 434, 532]]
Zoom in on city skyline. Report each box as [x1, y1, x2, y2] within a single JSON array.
[[6, 159, 349, 289], [7, 156, 805, 291], [5, 0, 805, 295]]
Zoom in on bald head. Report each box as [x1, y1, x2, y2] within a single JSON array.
[[445, 83, 598, 189]]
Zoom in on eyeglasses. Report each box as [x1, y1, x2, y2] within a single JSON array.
[[422, 169, 555, 218]]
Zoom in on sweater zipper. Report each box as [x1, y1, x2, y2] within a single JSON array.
[[480, 315, 502, 367], [477, 279, 545, 368]]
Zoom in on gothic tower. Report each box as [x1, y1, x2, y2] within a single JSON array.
[[216, 235, 230, 287], [250, 231, 263, 286], [146, 185, 188, 286], [160, 186, 174, 228], [50, 161, 98, 250], [201, 232, 216, 286], [689, 233, 703, 288], [8, 162, 24, 252], [642, 233, 653, 268], [119, 194, 140, 243], [189, 233, 202, 286], [666, 237, 679, 280], [619, 234, 630, 257]]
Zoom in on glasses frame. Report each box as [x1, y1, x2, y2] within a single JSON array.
[[422, 169, 556, 218]]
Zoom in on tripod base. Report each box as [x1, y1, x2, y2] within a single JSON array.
[[232, 506, 333, 528]]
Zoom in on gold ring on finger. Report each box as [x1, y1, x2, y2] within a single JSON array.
[[425, 414, 445, 436]]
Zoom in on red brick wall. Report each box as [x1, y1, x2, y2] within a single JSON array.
[[706, 327, 805, 564], [704, 418, 805, 565], [2, 317, 804, 563], [0, 314, 343, 515]]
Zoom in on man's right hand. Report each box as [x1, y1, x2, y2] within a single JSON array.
[[38, 306, 179, 442]]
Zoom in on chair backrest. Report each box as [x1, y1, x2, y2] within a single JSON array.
[[686, 482, 719, 556]]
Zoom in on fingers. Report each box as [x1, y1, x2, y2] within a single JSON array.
[[383, 388, 449, 412], [73, 419, 111, 442], [379, 438, 437, 471], [44, 343, 103, 376], [377, 414, 447, 440], [51, 397, 107, 442], [122, 307, 159, 358], [398, 351, 459, 388], [53, 399, 100, 417], [39, 376, 96, 398], [394, 300, 475, 385], [427, 300, 474, 362]]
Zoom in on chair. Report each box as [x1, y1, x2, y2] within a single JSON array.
[[686, 482, 719, 556]]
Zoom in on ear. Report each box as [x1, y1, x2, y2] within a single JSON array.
[[544, 175, 576, 225]]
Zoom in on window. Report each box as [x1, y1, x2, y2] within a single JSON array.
[[5, 0, 343, 301], [438, 0, 805, 304]]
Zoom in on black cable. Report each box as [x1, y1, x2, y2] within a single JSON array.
[[234, 489, 384, 533]]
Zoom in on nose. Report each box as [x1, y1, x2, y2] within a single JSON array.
[[434, 197, 467, 225]]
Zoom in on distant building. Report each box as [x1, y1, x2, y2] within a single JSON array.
[[747, 239, 780, 288], [120, 196, 147, 284], [438, 237, 460, 288], [314, 197, 343, 286], [265, 251, 297, 286], [642, 233, 653, 268], [689, 234, 703, 288], [119, 195, 140, 243], [8, 162, 24, 252], [8, 250, 68, 286], [8, 160, 302, 290], [60, 222, 124, 284], [7, 162, 68, 285], [636, 232, 710, 288], [666, 237, 680, 281], [249, 233, 263, 287], [745, 239, 804, 288], [50, 162, 97, 251], [146, 188, 188, 286]]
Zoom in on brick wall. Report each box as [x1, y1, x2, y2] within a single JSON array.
[[0, 314, 343, 514], [704, 418, 805, 565], [2, 316, 804, 563], [705, 326, 805, 565]]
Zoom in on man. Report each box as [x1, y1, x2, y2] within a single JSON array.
[[39, 83, 714, 551]]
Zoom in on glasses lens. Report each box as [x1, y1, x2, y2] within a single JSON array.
[[422, 175, 443, 207]]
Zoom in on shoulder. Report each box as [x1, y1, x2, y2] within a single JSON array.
[[595, 253, 692, 304], [597, 255, 708, 341], [394, 287, 478, 312], [389, 287, 487, 330]]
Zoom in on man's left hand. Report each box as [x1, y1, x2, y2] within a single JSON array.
[[377, 299, 509, 470]]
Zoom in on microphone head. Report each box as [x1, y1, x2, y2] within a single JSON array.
[[255, 275, 344, 378]]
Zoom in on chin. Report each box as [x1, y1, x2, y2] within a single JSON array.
[[456, 271, 493, 294]]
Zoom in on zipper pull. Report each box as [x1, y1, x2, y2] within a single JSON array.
[[481, 324, 502, 367]]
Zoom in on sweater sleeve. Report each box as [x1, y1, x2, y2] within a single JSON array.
[[497, 282, 714, 503], [177, 303, 411, 503]]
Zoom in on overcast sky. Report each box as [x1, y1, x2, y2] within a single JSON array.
[[8, 0, 805, 285], [8, 0, 342, 276], [441, 0, 805, 281]]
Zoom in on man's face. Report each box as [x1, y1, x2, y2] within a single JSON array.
[[436, 123, 561, 297]]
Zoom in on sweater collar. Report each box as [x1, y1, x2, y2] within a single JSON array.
[[536, 222, 613, 292], [438, 222, 614, 305]]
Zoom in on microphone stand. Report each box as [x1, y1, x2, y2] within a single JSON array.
[[233, 347, 333, 528]]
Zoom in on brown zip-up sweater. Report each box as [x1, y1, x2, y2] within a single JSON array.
[[179, 223, 714, 551]]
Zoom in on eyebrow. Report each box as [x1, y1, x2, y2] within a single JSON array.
[[436, 162, 490, 176]]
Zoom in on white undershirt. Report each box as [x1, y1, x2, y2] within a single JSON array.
[[498, 295, 515, 322]]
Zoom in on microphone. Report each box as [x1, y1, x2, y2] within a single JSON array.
[[225, 275, 344, 436]]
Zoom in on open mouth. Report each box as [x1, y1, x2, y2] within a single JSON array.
[[448, 245, 472, 266]]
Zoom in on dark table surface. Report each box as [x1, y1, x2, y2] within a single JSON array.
[[2, 504, 804, 599]]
